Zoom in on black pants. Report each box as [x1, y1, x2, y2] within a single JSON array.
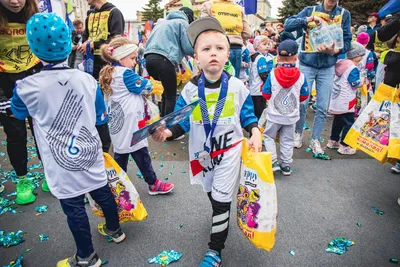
[[114, 147, 157, 186], [0, 115, 39, 176], [95, 124, 111, 153], [251, 96, 266, 120], [384, 64, 400, 87], [93, 55, 107, 81], [330, 113, 354, 146], [145, 54, 177, 117], [59, 184, 120, 258], [207, 192, 231, 254]]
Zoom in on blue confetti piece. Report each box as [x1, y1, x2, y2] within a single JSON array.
[[39, 234, 49, 242], [163, 144, 167, 147], [326, 237, 354, 255], [1, 141, 7, 146], [0, 197, 17, 215], [0, 230, 25, 247], [0, 152, 6, 157], [372, 206, 384, 216], [305, 148, 312, 153], [148, 250, 182, 265], [160, 155, 164, 159], [289, 250, 295, 256], [303, 123, 310, 130], [313, 153, 332, 160], [6, 192, 16, 197], [102, 260, 109, 265], [137, 171, 144, 179], [35, 205, 48, 213], [180, 171, 186, 174], [3, 254, 24, 267]]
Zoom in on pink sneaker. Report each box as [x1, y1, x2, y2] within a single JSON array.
[[148, 179, 174, 195], [338, 144, 356, 155], [327, 140, 340, 149]]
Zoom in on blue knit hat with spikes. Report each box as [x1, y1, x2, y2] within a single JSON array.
[[26, 13, 72, 62]]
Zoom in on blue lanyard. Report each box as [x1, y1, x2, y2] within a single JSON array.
[[198, 72, 229, 152]]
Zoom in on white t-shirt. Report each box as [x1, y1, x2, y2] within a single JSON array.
[[175, 74, 258, 202], [107, 66, 153, 154], [11, 63, 107, 199]]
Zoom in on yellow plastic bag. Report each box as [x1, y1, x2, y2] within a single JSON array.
[[388, 89, 400, 159], [344, 83, 393, 163], [237, 139, 277, 252], [88, 153, 148, 223], [150, 77, 164, 96]]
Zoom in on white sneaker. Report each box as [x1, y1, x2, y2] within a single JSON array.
[[309, 139, 324, 154], [294, 132, 303, 148], [327, 140, 340, 149], [337, 144, 356, 155], [173, 135, 185, 141]]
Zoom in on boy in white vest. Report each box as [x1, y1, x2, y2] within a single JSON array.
[[328, 42, 366, 155], [262, 40, 309, 175], [152, 17, 262, 267], [248, 36, 274, 119], [1, 13, 125, 267]]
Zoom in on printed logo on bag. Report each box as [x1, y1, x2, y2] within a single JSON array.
[[379, 100, 391, 113], [243, 167, 258, 187], [106, 168, 119, 183]]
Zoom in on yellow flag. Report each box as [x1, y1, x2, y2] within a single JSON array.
[[67, 0, 73, 14]]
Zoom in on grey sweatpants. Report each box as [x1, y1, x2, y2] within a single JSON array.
[[264, 121, 295, 167]]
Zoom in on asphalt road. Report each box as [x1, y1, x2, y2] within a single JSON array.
[[0, 111, 399, 267]]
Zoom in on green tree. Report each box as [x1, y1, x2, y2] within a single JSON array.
[[339, 0, 387, 25], [141, 0, 164, 22], [277, 0, 317, 22]]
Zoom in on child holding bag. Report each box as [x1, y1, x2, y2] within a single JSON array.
[[152, 17, 262, 267], [99, 37, 174, 195]]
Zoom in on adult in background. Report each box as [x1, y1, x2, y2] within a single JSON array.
[[68, 18, 85, 69], [79, 0, 124, 152], [0, 0, 45, 201], [367, 12, 380, 35], [284, 0, 352, 154], [79, 0, 124, 80], [201, 0, 252, 78], [144, 7, 194, 117]]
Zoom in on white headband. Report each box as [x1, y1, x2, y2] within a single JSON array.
[[111, 44, 138, 60]]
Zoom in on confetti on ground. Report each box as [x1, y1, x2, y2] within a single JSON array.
[[172, 153, 176, 156], [168, 172, 172, 176], [0, 197, 17, 215], [390, 258, 399, 264], [39, 234, 49, 242], [1, 141, 7, 146], [305, 148, 311, 153], [313, 153, 332, 160], [137, 171, 144, 179], [303, 124, 310, 130], [372, 206, 384, 216], [326, 237, 354, 255], [164, 177, 169, 180], [35, 205, 48, 213], [289, 250, 295, 256], [148, 250, 182, 266], [180, 171, 186, 174], [3, 254, 24, 267], [6, 192, 16, 197], [102, 260, 109, 265], [163, 144, 167, 147], [327, 180, 331, 183], [356, 222, 361, 227], [181, 147, 186, 150], [178, 224, 183, 229], [106, 236, 113, 243], [160, 155, 164, 159], [0, 152, 6, 157], [0, 230, 25, 247]]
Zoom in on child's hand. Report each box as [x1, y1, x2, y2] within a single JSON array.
[[249, 127, 262, 152], [151, 124, 172, 142]]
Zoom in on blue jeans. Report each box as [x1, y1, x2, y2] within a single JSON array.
[[229, 48, 242, 78], [296, 63, 335, 139], [114, 147, 157, 186], [59, 184, 120, 258]]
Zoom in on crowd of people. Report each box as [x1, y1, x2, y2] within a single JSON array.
[[0, 0, 399, 266]]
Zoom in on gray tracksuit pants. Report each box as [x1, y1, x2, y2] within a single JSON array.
[[264, 121, 295, 167]]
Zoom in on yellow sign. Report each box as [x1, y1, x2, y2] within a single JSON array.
[[0, 23, 39, 73], [211, 0, 243, 36]]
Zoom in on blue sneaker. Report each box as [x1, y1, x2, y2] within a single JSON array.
[[199, 250, 222, 267]]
